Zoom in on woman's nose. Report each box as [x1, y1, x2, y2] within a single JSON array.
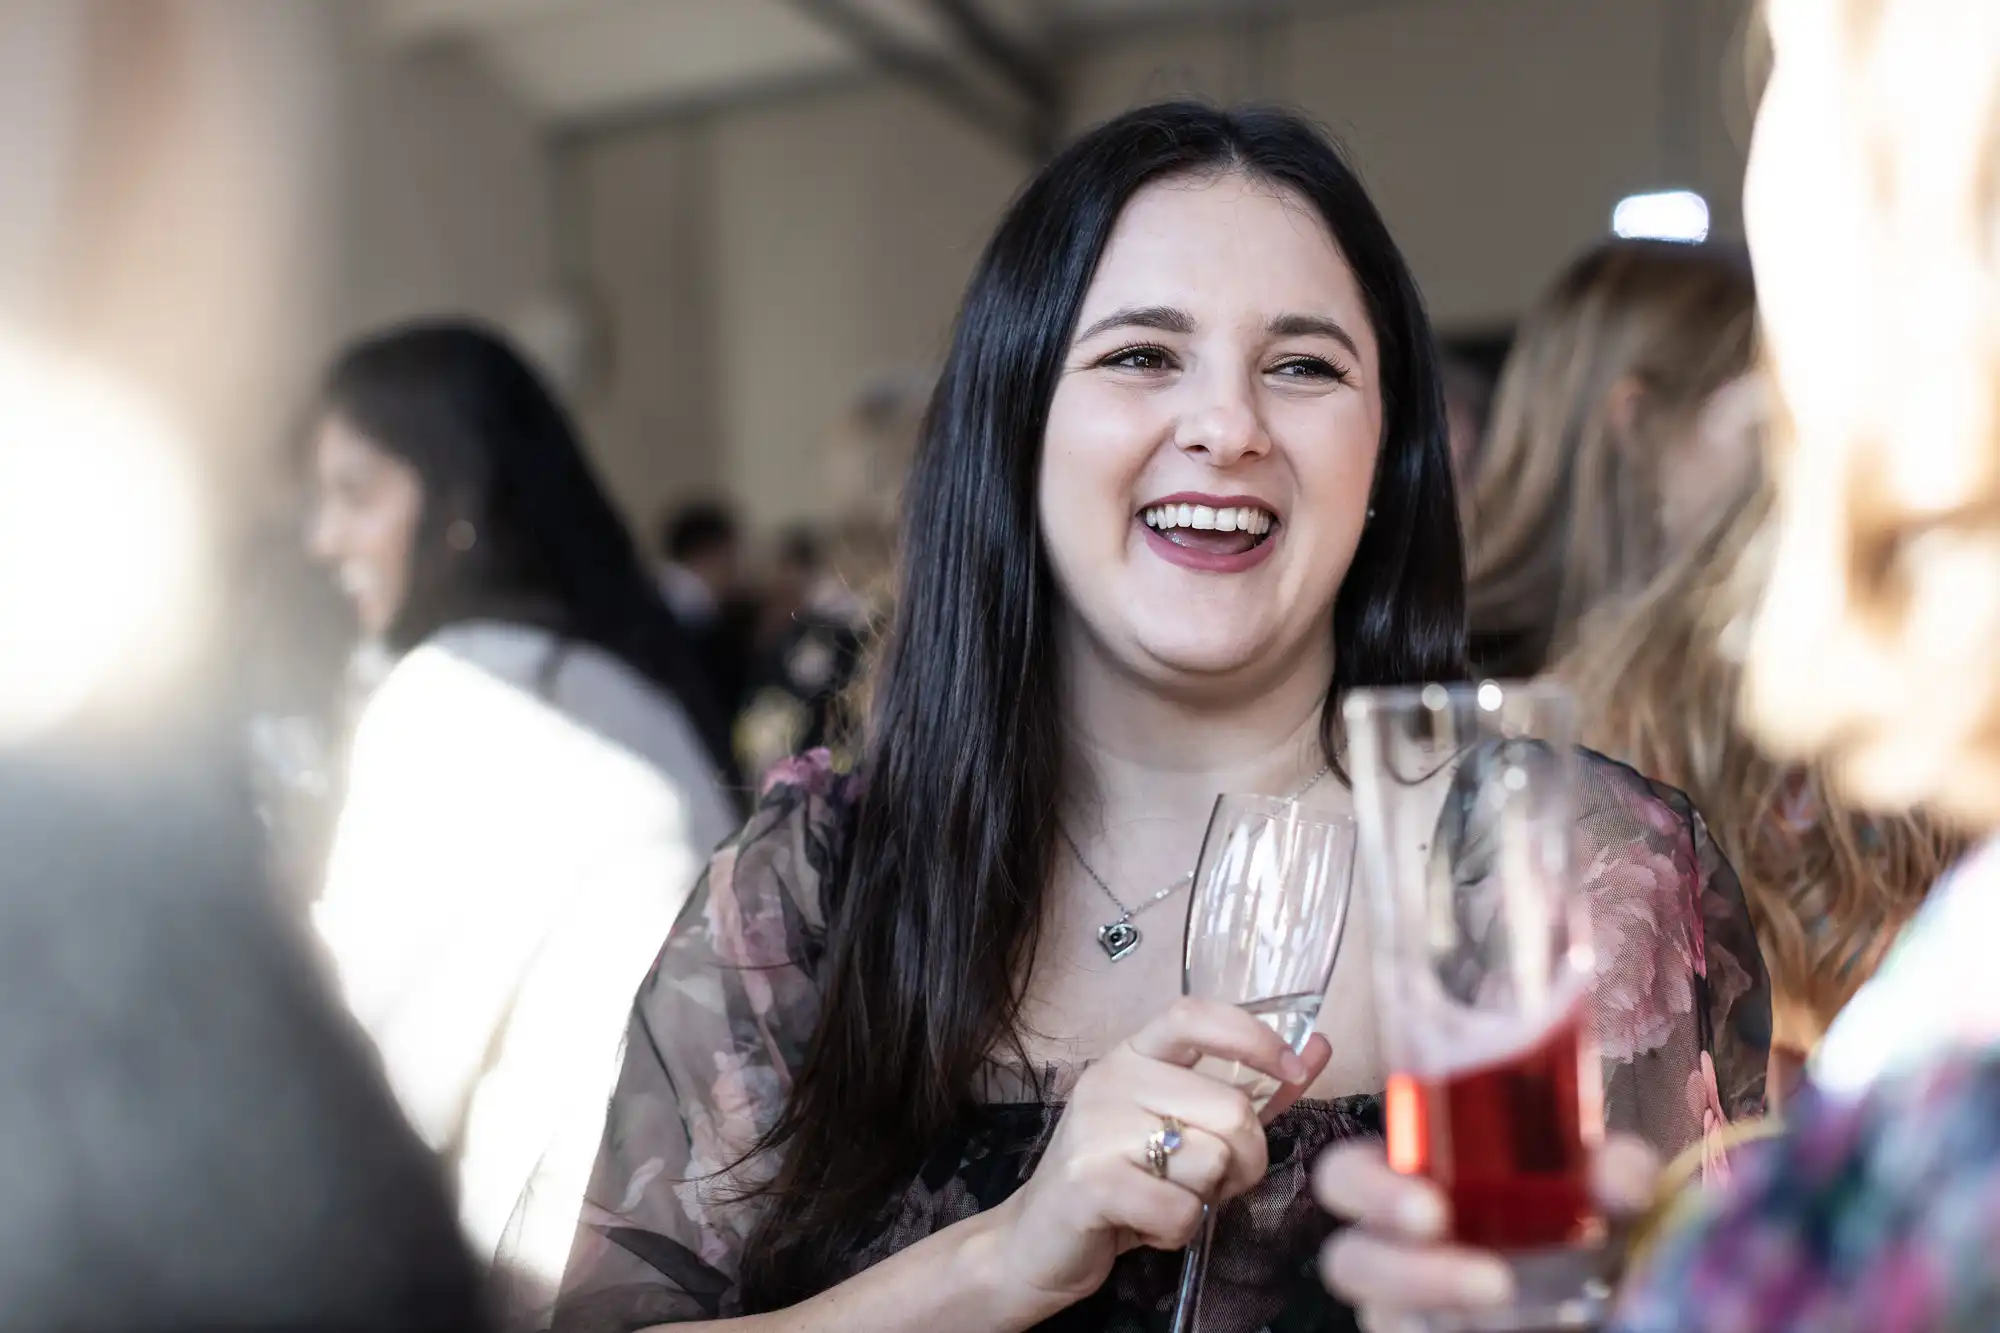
[[1172, 373, 1271, 467]]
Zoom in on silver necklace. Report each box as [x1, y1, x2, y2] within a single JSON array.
[[1065, 762, 1333, 961]]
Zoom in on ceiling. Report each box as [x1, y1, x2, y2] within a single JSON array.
[[371, 0, 1281, 144]]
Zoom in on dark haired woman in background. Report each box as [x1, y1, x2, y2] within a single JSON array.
[[305, 322, 738, 1327], [556, 104, 1766, 1332]]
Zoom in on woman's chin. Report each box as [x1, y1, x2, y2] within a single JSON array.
[[354, 599, 399, 640], [1125, 633, 1296, 688], [1061, 600, 1334, 696]]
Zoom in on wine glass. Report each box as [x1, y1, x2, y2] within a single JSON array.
[[1170, 793, 1358, 1333], [1344, 680, 1607, 1332]]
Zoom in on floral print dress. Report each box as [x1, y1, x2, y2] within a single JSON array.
[[553, 749, 1768, 1333]]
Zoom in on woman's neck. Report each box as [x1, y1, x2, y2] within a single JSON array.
[[1059, 619, 1336, 831]]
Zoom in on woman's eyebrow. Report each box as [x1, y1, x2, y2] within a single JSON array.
[[1267, 312, 1361, 359], [1071, 306, 1362, 361], [1072, 305, 1194, 343]]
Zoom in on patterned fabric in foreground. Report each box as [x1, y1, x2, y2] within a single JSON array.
[[1612, 1053, 2000, 1333]]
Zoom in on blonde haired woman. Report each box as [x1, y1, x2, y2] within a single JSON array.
[[1321, 0, 2000, 1326], [1559, 486, 1962, 1101], [1464, 240, 1758, 676]]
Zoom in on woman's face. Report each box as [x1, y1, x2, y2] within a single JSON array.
[[1742, 0, 1874, 479], [1659, 371, 1767, 552], [307, 414, 422, 637], [1038, 171, 1383, 690]]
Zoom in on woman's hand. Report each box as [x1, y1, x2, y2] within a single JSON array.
[[985, 998, 1332, 1321], [1314, 1134, 1660, 1326]]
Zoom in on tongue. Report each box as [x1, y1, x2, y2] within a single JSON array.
[[1162, 528, 1260, 556]]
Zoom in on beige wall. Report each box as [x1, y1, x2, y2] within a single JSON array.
[[708, 82, 1019, 530], [568, 121, 722, 530], [566, 0, 1758, 529], [1073, 0, 1754, 329], [328, 7, 558, 342], [568, 80, 1019, 534]]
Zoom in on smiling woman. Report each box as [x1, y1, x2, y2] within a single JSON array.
[[554, 102, 1764, 1333], [1040, 169, 1388, 690]]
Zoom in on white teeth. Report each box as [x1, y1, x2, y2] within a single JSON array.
[[1141, 504, 1276, 535]]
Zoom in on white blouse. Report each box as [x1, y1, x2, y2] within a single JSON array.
[[314, 621, 737, 1326]]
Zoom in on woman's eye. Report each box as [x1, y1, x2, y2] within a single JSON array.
[[1101, 345, 1173, 372], [1270, 356, 1349, 383]]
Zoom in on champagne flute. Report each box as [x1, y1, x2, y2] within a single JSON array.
[[1344, 680, 1607, 1332], [1171, 794, 1358, 1333]]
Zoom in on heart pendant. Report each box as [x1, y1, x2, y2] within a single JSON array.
[[1098, 920, 1140, 961]]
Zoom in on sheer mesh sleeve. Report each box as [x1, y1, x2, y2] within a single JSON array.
[[1577, 753, 1771, 1159], [552, 755, 852, 1332]]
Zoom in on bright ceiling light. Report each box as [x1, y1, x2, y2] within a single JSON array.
[[0, 334, 205, 742], [1612, 189, 1711, 243]]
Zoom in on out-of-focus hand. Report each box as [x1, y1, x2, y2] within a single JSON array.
[[1314, 1134, 1659, 1328]]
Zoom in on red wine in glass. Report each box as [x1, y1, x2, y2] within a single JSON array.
[[1385, 1007, 1601, 1249], [1346, 680, 1610, 1331]]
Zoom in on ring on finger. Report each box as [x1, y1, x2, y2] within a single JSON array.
[[1143, 1115, 1186, 1179]]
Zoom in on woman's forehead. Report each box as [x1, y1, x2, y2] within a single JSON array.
[[1081, 172, 1370, 335]]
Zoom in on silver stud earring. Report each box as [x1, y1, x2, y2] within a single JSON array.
[[446, 519, 478, 552], [1366, 507, 1377, 522]]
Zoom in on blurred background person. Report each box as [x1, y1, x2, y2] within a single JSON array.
[[1322, 1, 2000, 1327], [656, 498, 757, 717], [656, 498, 742, 630], [236, 471, 356, 909], [305, 320, 739, 1326], [1439, 349, 1495, 486], [1559, 485, 1962, 1105], [0, 5, 488, 1329], [753, 524, 826, 656], [734, 515, 885, 782], [1613, 0, 2000, 1323], [1462, 239, 1759, 677], [0, 721, 490, 1333], [732, 378, 924, 782]]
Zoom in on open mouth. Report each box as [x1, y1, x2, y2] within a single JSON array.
[[1140, 501, 1278, 558]]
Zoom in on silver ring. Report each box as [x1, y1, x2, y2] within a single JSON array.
[[1144, 1116, 1185, 1179]]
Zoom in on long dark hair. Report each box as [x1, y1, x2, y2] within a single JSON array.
[[741, 102, 1466, 1307], [322, 321, 735, 778]]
